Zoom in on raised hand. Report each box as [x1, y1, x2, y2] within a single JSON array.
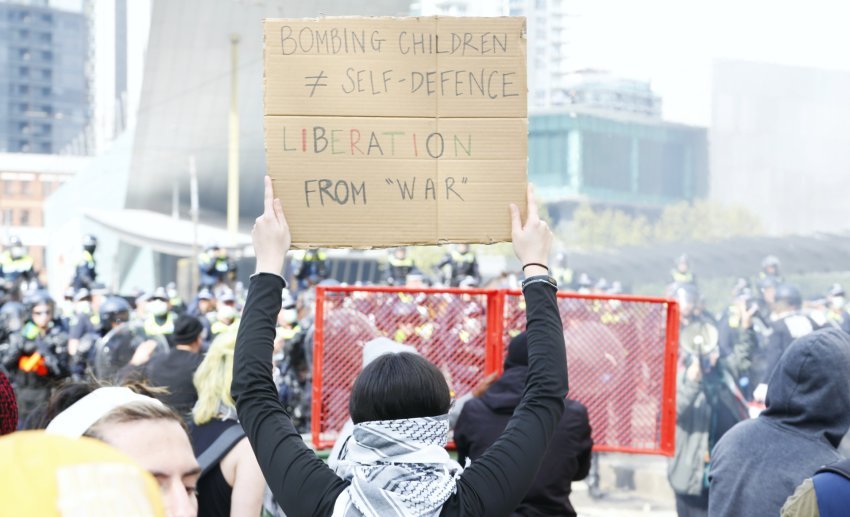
[[510, 184, 553, 277], [253, 176, 291, 275]]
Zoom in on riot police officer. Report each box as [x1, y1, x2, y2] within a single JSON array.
[[385, 247, 416, 285], [437, 244, 480, 287], [296, 249, 329, 290], [0, 236, 36, 295], [89, 296, 166, 382], [1, 292, 69, 426], [671, 254, 696, 286], [143, 287, 176, 346], [72, 234, 98, 290], [198, 243, 237, 288], [759, 255, 783, 283], [750, 284, 818, 402]]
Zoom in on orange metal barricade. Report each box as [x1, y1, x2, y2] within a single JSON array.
[[312, 286, 679, 456]]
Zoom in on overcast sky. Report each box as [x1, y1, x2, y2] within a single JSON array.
[[565, 0, 850, 125]]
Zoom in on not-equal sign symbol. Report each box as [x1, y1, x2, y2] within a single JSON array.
[[304, 71, 328, 97]]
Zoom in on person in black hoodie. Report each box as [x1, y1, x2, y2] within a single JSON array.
[[454, 331, 592, 517]]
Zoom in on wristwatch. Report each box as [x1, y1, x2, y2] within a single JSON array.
[[521, 274, 558, 291]]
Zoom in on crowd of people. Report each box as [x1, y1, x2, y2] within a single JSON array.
[[2, 179, 850, 516]]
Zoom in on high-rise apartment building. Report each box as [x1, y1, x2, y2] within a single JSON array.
[[0, 0, 90, 154], [414, 0, 579, 108]]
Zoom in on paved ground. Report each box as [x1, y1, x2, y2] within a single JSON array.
[[571, 453, 677, 517]]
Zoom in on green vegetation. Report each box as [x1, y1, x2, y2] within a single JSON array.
[[561, 200, 764, 251]]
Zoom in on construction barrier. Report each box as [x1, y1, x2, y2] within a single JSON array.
[[312, 286, 679, 456]]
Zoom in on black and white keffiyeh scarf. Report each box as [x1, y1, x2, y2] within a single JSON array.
[[331, 415, 463, 517]]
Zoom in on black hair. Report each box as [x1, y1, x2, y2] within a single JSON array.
[[349, 352, 451, 424]]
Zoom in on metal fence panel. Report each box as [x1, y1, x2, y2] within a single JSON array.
[[313, 286, 678, 455], [503, 291, 678, 455]]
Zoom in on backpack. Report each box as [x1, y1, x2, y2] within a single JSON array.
[[813, 458, 850, 517]]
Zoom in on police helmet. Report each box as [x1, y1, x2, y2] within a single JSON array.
[[7, 235, 22, 248], [676, 254, 689, 266], [150, 287, 169, 301], [774, 284, 802, 308], [762, 255, 781, 270], [828, 283, 846, 298], [82, 234, 97, 251], [0, 302, 26, 332], [99, 296, 131, 331], [594, 278, 610, 292]]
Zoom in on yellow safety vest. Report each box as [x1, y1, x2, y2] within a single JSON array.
[[144, 313, 175, 336], [671, 270, 694, 284]]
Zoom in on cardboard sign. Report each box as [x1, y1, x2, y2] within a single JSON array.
[[263, 16, 527, 248]]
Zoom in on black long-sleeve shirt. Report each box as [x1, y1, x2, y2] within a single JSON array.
[[232, 273, 568, 517]]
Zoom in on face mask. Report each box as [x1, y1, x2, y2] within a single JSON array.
[[218, 304, 236, 321], [11, 246, 24, 259], [831, 297, 846, 310], [75, 301, 91, 314], [148, 300, 168, 317], [282, 308, 298, 324]]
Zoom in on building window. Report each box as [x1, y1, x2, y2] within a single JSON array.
[[2, 209, 13, 226], [20, 181, 31, 196], [19, 210, 30, 226], [3, 181, 14, 195]]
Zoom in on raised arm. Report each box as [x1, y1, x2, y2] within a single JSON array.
[[452, 185, 569, 516], [231, 176, 347, 517]]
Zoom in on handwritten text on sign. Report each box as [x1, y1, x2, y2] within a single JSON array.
[[263, 17, 527, 248]]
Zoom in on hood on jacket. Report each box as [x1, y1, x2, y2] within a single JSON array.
[[479, 366, 526, 414], [763, 328, 850, 447]]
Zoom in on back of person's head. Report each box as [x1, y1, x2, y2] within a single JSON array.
[[504, 332, 529, 370], [763, 328, 850, 447], [174, 314, 204, 348], [774, 284, 802, 310], [349, 352, 450, 424], [192, 332, 237, 426]]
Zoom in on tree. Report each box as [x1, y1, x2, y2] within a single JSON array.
[[560, 200, 763, 250]]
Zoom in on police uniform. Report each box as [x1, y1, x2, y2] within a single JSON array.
[[2, 319, 69, 426], [72, 250, 96, 290], [296, 249, 329, 288], [386, 255, 415, 285], [0, 251, 35, 284], [438, 250, 480, 287]]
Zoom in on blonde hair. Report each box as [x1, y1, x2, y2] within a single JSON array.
[[192, 332, 237, 426]]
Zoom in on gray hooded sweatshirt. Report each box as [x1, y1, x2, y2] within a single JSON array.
[[708, 328, 850, 517]]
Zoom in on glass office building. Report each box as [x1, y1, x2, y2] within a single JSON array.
[[529, 108, 708, 217]]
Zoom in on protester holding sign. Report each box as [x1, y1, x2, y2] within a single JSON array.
[[232, 176, 565, 516]]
